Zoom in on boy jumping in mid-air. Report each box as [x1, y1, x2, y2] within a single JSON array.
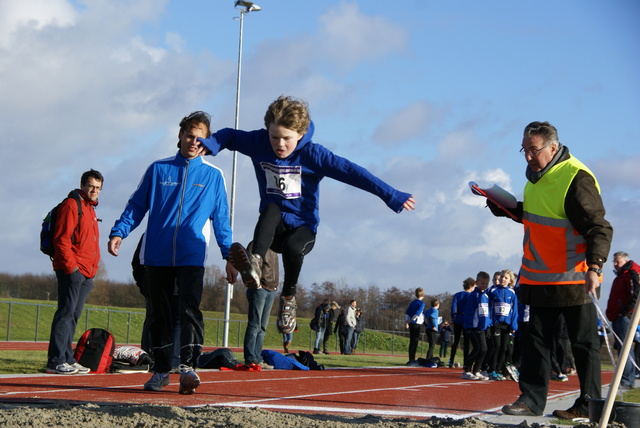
[[199, 95, 415, 334]]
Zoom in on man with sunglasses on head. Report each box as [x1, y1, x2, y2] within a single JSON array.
[[486, 121, 612, 420], [108, 112, 238, 394]]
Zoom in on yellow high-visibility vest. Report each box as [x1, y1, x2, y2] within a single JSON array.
[[520, 155, 601, 285]]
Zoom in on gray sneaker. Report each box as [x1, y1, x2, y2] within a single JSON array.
[[179, 365, 200, 395], [277, 295, 297, 334], [71, 362, 91, 374], [144, 372, 170, 392], [228, 242, 262, 289], [46, 362, 79, 375]]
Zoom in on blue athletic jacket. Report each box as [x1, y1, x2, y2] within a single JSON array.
[[463, 288, 492, 330], [451, 290, 470, 325], [405, 299, 425, 324], [424, 306, 439, 330], [200, 121, 411, 233], [109, 152, 232, 266], [488, 285, 519, 331]]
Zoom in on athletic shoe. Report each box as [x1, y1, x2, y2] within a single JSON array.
[[179, 365, 200, 395], [259, 362, 274, 370], [552, 406, 588, 420], [461, 372, 478, 380], [228, 242, 262, 289], [70, 362, 91, 374], [277, 295, 297, 334], [481, 370, 489, 378], [144, 372, 170, 391], [489, 371, 505, 381], [247, 241, 279, 291], [474, 372, 489, 380], [46, 363, 79, 375], [550, 372, 568, 382], [502, 401, 540, 416], [505, 363, 519, 382]]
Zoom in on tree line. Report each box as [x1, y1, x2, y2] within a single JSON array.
[[0, 266, 454, 332]]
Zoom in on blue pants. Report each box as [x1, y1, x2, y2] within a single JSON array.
[[612, 315, 637, 385], [244, 287, 276, 365], [47, 270, 94, 367], [344, 326, 355, 354], [314, 326, 326, 350]]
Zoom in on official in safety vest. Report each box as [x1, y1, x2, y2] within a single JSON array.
[[486, 122, 613, 420]]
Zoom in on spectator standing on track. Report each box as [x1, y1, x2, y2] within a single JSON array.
[[439, 321, 452, 359], [405, 287, 426, 364], [108, 111, 237, 394], [198, 95, 415, 338], [46, 169, 104, 375], [449, 278, 476, 368], [493, 122, 613, 420], [605, 251, 639, 389], [424, 299, 440, 360], [487, 269, 518, 381], [323, 301, 340, 354], [344, 300, 358, 355], [462, 271, 492, 380], [352, 308, 364, 354]]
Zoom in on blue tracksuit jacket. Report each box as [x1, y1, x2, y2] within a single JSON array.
[[109, 152, 232, 266], [200, 121, 411, 233]]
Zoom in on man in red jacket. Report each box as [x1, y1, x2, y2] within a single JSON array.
[[47, 169, 103, 375], [606, 251, 639, 389]]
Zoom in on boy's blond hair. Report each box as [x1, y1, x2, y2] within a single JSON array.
[[264, 95, 310, 135]]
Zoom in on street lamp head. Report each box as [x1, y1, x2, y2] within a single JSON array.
[[234, 0, 261, 12]]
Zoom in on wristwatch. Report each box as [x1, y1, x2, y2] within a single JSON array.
[[587, 266, 603, 275]]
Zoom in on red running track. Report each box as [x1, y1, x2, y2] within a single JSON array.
[[0, 342, 613, 420]]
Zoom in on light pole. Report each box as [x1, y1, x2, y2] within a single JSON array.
[[223, 0, 261, 347]]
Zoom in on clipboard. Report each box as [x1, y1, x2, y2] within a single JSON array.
[[469, 181, 519, 221]]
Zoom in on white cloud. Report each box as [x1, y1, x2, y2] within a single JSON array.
[[0, 0, 77, 46]]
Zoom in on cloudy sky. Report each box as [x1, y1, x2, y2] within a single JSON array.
[[1, 0, 639, 305]]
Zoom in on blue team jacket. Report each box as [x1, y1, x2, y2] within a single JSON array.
[[451, 290, 470, 325], [200, 121, 411, 233], [489, 286, 519, 331], [109, 152, 232, 266], [463, 288, 492, 330]]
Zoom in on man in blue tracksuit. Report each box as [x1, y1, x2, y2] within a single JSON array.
[[199, 95, 416, 336], [108, 111, 237, 394]]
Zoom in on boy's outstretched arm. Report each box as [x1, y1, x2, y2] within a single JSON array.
[[403, 196, 416, 211]]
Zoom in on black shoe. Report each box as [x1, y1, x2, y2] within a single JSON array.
[[502, 401, 540, 416], [552, 406, 588, 420], [313, 349, 320, 354]]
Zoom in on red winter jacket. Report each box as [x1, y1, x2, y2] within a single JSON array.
[[52, 189, 100, 278], [606, 260, 640, 321]]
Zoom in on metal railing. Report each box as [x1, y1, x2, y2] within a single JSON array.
[[0, 301, 426, 356]]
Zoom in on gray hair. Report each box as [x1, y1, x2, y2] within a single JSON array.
[[523, 121, 559, 147]]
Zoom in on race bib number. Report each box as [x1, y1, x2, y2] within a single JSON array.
[[494, 302, 510, 316], [478, 302, 489, 317], [261, 162, 302, 199]]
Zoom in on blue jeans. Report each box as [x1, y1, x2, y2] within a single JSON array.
[[244, 287, 276, 365], [352, 331, 362, 350], [47, 270, 94, 367], [344, 326, 355, 354], [612, 316, 637, 385], [314, 326, 326, 350]]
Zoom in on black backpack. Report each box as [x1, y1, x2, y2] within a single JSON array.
[[40, 192, 82, 258]]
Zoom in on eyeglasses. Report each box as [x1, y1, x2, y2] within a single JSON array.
[[519, 144, 550, 157], [86, 185, 102, 191]]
